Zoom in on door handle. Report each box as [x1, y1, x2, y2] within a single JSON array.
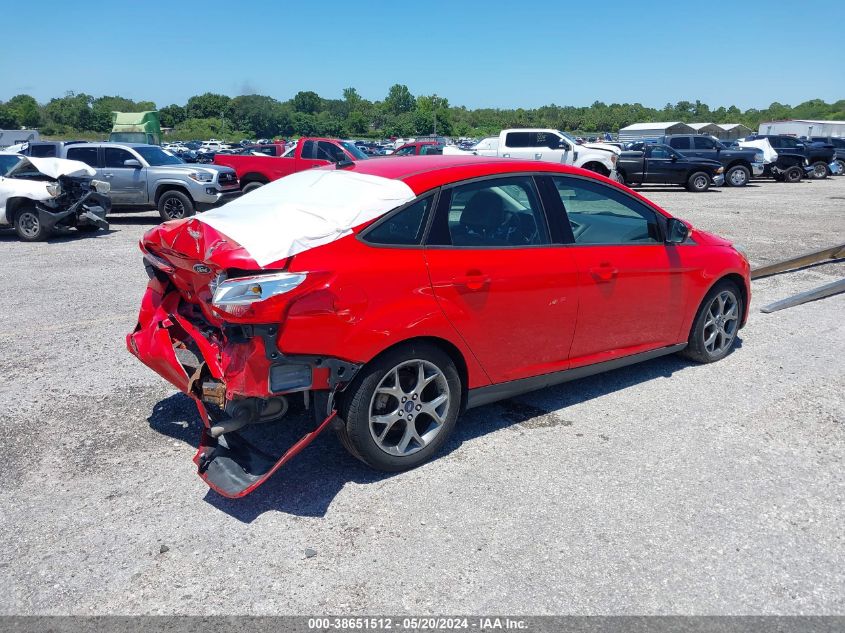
[[103, 173, 114, 178], [589, 264, 618, 282], [452, 271, 490, 291]]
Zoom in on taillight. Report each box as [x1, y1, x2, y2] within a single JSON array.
[[211, 272, 306, 317]]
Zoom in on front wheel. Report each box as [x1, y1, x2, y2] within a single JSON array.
[[158, 190, 195, 221], [14, 206, 51, 241], [726, 165, 750, 187], [241, 181, 265, 195], [337, 343, 461, 472], [686, 171, 710, 192], [680, 280, 743, 364], [784, 166, 803, 183]]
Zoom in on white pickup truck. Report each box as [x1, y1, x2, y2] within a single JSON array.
[[444, 129, 620, 179]]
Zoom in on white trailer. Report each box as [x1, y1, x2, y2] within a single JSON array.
[[0, 129, 40, 149], [758, 120, 845, 138]]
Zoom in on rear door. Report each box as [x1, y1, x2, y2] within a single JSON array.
[[690, 135, 720, 162], [549, 175, 691, 366], [424, 175, 580, 383], [101, 147, 147, 204]]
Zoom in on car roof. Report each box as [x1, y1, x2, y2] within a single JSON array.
[[341, 155, 596, 194]]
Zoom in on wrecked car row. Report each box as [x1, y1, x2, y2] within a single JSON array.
[[0, 154, 111, 241]]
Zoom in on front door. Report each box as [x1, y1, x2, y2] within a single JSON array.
[[549, 175, 691, 367], [101, 147, 147, 204], [424, 175, 579, 383], [643, 145, 689, 184]]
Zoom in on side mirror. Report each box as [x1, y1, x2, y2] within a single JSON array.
[[123, 159, 142, 168], [670, 154, 678, 162], [666, 218, 689, 244]]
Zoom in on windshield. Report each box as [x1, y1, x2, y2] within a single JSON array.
[[134, 146, 184, 166], [341, 142, 369, 160], [558, 131, 578, 143], [0, 154, 21, 176]]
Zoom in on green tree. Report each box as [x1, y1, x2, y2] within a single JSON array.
[[228, 95, 289, 138], [292, 91, 322, 115], [6, 94, 40, 127], [384, 84, 415, 116], [44, 93, 95, 130], [159, 104, 187, 128], [0, 103, 18, 128], [185, 93, 231, 119]]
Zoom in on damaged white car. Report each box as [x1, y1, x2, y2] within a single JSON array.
[[0, 154, 111, 241]]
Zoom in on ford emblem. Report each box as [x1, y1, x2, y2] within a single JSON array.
[[193, 264, 212, 274]]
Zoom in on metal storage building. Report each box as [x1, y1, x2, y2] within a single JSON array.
[[688, 123, 723, 137], [716, 124, 752, 140], [618, 122, 695, 142], [758, 120, 845, 138]]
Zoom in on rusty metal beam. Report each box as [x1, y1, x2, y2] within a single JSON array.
[[760, 278, 845, 313], [751, 243, 845, 279]]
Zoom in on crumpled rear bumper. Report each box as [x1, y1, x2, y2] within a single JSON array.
[[126, 276, 341, 498]]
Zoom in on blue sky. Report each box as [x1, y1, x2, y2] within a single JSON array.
[[2, 0, 841, 110]]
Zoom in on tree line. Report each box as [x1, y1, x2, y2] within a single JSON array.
[[1, 86, 843, 140]]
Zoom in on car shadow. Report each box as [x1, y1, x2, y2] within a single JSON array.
[[107, 213, 161, 225], [147, 343, 744, 522], [0, 227, 115, 242], [631, 187, 722, 194]]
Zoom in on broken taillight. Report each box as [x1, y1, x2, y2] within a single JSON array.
[[211, 272, 306, 317]]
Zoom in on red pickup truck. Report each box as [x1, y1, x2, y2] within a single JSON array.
[[214, 137, 369, 193]]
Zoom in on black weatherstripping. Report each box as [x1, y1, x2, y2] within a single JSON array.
[[466, 344, 687, 409]]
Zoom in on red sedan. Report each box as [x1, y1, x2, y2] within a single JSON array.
[[128, 156, 750, 497]]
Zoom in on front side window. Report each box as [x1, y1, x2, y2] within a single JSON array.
[[648, 145, 677, 160], [104, 148, 136, 168], [693, 136, 717, 149], [66, 146, 99, 167], [552, 176, 661, 245], [428, 176, 550, 248], [317, 141, 346, 162], [363, 196, 433, 246], [420, 144, 443, 155]]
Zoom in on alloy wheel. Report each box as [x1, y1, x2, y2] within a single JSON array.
[[729, 169, 747, 186], [702, 290, 739, 356], [813, 163, 828, 179], [368, 359, 450, 457], [163, 198, 186, 219], [693, 175, 708, 190]]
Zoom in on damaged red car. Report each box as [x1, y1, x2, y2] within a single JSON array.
[[127, 156, 750, 497]]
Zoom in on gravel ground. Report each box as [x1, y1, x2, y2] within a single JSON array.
[[1, 175, 843, 615]]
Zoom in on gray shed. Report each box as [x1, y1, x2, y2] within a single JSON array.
[[758, 119, 845, 138], [618, 122, 696, 142], [688, 123, 723, 137], [716, 124, 753, 140]]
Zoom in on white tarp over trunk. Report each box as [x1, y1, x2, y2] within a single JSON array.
[[11, 155, 96, 179], [737, 139, 778, 164], [197, 168, 416, 266]]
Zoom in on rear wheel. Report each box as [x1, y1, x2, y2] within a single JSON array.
[[810, 161, 829, 179], [337, 343, 461, 472], [726, 165, 750, 187], [158, 190, 195, 221], [14, 206, 51, 241], [835, 159, 845, 175], [681, 280, 743, 364], [686, 171, 710, 192]]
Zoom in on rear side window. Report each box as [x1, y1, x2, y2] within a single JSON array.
[[668, 137, 690, 150], [300, 140, 317, 159], [29, 144, 57, 157], [394, 145, 417, 156], [505, 132, 530, 148], [552, 176, 661, 245], [66, 146, 99, 167], [428, 176, 550, 248], [420, 145, 443, 155], [363, 196, 433, 246]]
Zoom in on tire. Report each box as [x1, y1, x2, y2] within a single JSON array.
[[784, 166, 803, 183], [686, 171, 710, 192], [157, 190, 195, 221], [241, 181, 265, 195], [835, 159, 845, 176], [680, 280, 743, 364], [14, 206, 51, 241], [725, 165, 750, 187], [337, 342, 462, 472], [810, 161, 829, 180]]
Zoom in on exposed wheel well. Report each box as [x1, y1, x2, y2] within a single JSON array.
[[241, 173, 270, 185], [362, 336, 470, 411], [715, 273, 749, 326], [581, 161, 610, 177], [154, 184, 192, 205], [725, 160, 751, 171], [4, 197, 35, 222]]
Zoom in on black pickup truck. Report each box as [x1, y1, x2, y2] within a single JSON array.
[[749, 135, 836, 179], [659, 134, 765, 187], [810, 137, 845, 175], [617, 144, 724, 192]]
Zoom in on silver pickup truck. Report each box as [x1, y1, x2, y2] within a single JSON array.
[[24, 141, 240, 220]]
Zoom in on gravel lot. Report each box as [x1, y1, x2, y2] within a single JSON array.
[[1, 175, 843, 615]]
